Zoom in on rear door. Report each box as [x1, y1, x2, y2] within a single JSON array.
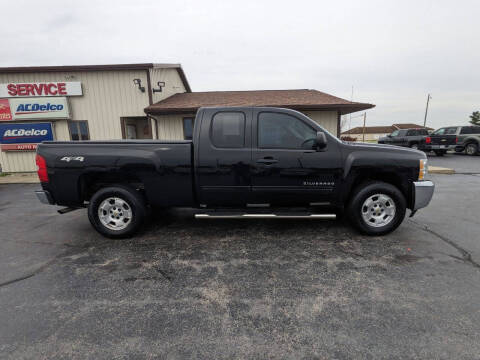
[[250, 109, 342, 206], [195, 108, 252, 206]]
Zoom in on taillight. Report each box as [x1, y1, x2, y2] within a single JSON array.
[[455, 137, 458, 144], [35, 154, 48, 183], [425, 137, 431, 144]]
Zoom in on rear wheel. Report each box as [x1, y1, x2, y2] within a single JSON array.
[[465, 143, 479, 156], [409, 143, 419, 150], [347, 182, 406, 236], [88, 185, 147, 238]]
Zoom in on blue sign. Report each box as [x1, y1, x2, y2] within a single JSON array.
[[0, 122, 53, 144]]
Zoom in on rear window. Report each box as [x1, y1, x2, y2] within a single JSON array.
[[211, 112, 245, 148], [432, 127, 457, 135]]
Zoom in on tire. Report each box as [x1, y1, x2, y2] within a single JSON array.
[[409, 143, 419, 150], [347, 181, 406, 236], [465, 143, 479, 156], [88, 185, 147, 239], [434, 150, 446, 156]]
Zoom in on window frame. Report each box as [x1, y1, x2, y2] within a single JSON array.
[[68, 120, 90, 141], [256, 111, 318, 150], [209, 111, 246, 149], [182, 117, 195, 140]]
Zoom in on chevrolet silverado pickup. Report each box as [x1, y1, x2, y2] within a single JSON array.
[[35, 107, 434, 238]]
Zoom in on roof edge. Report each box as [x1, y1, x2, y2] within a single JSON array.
[[0, 63, 182, 73]]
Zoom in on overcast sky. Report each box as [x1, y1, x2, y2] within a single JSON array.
[[1, 0, 479, 130]]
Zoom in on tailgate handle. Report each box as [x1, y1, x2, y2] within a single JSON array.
[[257, 157, 278, 165]]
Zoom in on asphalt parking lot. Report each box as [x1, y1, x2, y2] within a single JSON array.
[[1, 154, 480, 359]]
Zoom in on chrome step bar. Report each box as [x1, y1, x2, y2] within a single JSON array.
[[195, 214, 336, 219]]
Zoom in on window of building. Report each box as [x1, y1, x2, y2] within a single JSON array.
[[183, 117, 194, 140], [68, 121, 90, 140], [211, 112, 245, 148], [258, 112, 316, 149]]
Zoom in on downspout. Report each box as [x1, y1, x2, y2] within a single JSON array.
[[145, 69, 158, 139]]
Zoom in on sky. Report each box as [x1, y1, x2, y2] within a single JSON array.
[[1, 0, 479, 131]]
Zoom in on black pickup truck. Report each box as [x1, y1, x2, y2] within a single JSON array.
[[35, 107, 434, 238], [378, 128, 429, 149]]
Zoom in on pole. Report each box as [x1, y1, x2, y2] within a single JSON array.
[[362, 112, 366, 142], [423, 94, 431, 127]]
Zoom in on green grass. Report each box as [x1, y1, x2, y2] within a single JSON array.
[[0, 173, 11, 177]]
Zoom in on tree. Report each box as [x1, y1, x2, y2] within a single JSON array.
[[470, 111, 480, 125]]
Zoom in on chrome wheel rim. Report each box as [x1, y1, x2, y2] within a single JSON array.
[[466, 144, 476, 155], [98, 197, 132, 231], [361, 193, 396, 228], [411, 144, 418, 149]]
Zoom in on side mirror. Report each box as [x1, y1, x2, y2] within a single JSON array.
[[315, 131, 327, 150]]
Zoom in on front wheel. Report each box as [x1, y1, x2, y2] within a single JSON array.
[[88, 185, 147, 238], [465, 143, 479, 156], [347, 182, 406, 236]]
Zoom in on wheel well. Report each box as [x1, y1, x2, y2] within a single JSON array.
[[79, 172, 145, 202], [347, 172, 410, 207]]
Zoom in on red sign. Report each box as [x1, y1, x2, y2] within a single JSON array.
[[0, 82, 82, 97], [1, 143, 38, 151], [0, 99, 12, 121]]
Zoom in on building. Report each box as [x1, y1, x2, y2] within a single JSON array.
[[341, 123, 433, 141], [0, 63, 374, 172], [144, 89, 374, 141]]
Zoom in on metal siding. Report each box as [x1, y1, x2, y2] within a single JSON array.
[[154, 114, 195, 140], [0, 69, 185, 172], [301, 110, 339, 136], [150, 68, 187, 104]]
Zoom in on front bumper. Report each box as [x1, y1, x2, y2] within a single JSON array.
[[413, 181, 435, 210], [35, 190, 55, 205]]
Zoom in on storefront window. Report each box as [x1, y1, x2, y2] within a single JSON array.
[[68, 121, 90, 141]]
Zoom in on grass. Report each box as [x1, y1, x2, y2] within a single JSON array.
[[0, 173, 11, 177]]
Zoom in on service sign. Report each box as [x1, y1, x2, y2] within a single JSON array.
[[0, 99, 12, 121], [8, 97, 70, 120], [0, 82, 82, 97], [0, 122, 53, 151]]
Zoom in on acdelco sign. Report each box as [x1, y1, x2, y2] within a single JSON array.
[[0, 122, 53, 148], [9, 97, 70, 120], [0, 82, 82, 97]]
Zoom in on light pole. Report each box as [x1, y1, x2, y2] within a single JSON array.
[[423, 94, 431, 127]]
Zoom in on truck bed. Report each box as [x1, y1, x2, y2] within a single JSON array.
[[37, 140, 195, 207]]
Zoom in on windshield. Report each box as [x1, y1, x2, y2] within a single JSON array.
[[390, 130, 400, 137]]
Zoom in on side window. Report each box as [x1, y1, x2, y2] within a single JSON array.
[[211, 112, 245, 148], [419, 129, 428, 135], [390, 130, 400, 137], [432, 128, 445, 135], [472, 127, 480, 134], [258, 112, 317, 149], [68, 121, 90, 141], [460, 127, 472, 135], [407, 130, 416, 136], [183, 117, 194, 140]]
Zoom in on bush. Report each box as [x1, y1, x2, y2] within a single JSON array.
[[340, 136, 357, 142]]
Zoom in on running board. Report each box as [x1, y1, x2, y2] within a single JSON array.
[[195, 213, 336, 219]]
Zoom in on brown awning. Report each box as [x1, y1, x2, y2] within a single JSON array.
[[145, 89, 374, 115]]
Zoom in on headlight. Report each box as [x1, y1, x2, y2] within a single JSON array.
[[418, 159, 428, 180]]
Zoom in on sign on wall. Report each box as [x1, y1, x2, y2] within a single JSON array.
[[0, 82, 82, 97], [7, 97, 70, 120], [0, 99, 12, 121], [0, 122, 53, 151]]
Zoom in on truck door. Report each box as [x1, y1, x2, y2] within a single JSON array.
[[250, 109, 342, 206], [195, 108, 252, 206]]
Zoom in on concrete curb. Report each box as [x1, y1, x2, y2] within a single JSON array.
[[0, 173, 39, 184], [428, 166, 455, 175]]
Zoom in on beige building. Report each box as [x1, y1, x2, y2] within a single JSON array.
[[0, 63, 374, 172], [341, 123, 433, 141]]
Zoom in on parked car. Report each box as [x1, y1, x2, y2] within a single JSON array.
[[423, 125, 480, 156], [378, 128, 429, 149], [34, 107, 434, 238]]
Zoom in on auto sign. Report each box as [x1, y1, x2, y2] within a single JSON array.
[[8, 97, 70, 120]]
